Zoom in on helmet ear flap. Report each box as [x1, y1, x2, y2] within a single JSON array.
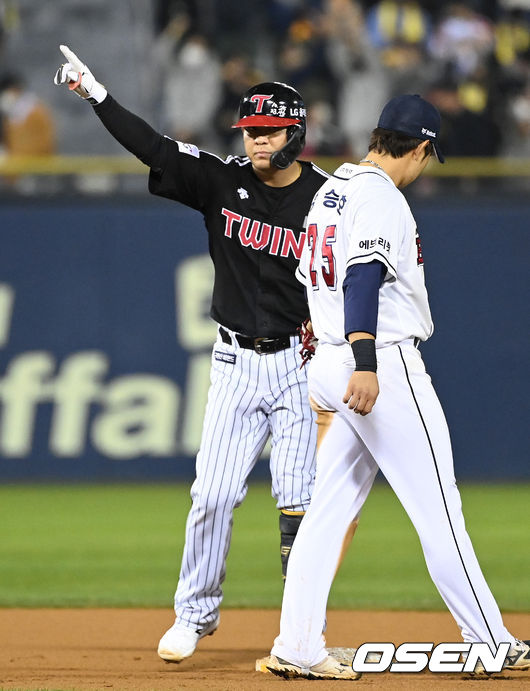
[[270, 123, 306, 169]]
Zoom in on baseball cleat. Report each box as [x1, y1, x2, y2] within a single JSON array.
[[256, 646, 380, 674], [157, 616, 219, 663], [504, 639, 530, 670], [258, 653, 361, 680], [465, 639, 530, 675]]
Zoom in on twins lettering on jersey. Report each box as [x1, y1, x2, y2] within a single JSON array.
[[221, 207, 305, 259]]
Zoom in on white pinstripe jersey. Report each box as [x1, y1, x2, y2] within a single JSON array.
[[297, 163, 434, 347]]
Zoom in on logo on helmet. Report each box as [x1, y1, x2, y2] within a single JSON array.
[[250, 94, 274, 114]]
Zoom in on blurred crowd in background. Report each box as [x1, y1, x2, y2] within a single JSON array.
[[0, 0, 529, 171], [151, 0, 530, 160]]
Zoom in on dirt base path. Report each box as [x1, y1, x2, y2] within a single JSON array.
[[1, 609, 529, 690]]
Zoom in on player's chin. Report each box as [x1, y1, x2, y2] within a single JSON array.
[[252, 153, 272, 168]]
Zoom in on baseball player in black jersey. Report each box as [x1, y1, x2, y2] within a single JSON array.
[[55, 46, 328, 663]]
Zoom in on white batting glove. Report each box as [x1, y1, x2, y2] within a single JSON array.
[[53, 45, 107, 104]]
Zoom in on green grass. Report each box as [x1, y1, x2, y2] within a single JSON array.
[[0, 482, 528, 611]]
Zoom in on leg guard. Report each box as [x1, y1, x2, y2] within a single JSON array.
[[279, 510, 305, 580]]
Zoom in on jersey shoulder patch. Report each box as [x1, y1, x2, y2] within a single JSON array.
[[177, 141, 199, 158], [164, 137, 236, 165], [163, 136, 201, 158]]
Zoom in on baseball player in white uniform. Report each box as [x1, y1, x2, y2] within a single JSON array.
[[258, 94, 530, 680]]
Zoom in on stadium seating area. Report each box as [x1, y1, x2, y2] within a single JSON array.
[[0, 1, 529, 163]]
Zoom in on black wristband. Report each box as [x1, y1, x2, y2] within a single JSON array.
[[351, 339, 377, 372]]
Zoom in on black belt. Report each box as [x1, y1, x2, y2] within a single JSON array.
[[219, 326, 296, 354]]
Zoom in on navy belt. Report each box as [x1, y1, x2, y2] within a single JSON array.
[[219, 326, 296, 354]]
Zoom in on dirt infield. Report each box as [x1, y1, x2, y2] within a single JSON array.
[[1, 609, 529, 690]]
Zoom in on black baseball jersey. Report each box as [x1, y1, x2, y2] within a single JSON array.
[[93, 95, 328, 337], [149, 143, 328, 336]]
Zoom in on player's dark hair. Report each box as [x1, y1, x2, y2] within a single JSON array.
[[368, 128, 434, 160]]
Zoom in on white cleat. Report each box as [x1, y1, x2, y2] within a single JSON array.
[[504, 639, 530, 671], [466, 638, 530, 675], [157, 617, 219, 663], [258, 653, 361, 680], [256, 646, 379, 675]]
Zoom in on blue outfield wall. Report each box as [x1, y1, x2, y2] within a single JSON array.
[[0, 194, 528, 482]]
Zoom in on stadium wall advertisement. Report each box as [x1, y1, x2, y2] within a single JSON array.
[[0, 196, 527, 481]]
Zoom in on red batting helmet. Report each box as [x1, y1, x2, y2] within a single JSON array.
[[232, 82, 307, 169], [232, 81, 306, 129]]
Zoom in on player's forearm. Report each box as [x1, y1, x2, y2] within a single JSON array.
[[93, 95, 165, 171]]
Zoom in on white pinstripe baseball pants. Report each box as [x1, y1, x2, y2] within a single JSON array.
[[173, 326, 316, 629]]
